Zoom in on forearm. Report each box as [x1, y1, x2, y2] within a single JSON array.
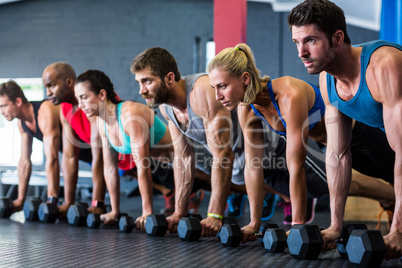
[[103, 166, 120, 214], [17, 160, 32, 202], [245, 167, 264, 230], [208, 156, 233, 217], [326, 150, 352, 232], [137, 167, 153, 216], [91, 156, 106, 201], [61, 153, 79, 204], [173, 156, 194, 217], [45, 154, 60, 198], [288, 166, 307, 224], [390, 156, 402, 234]]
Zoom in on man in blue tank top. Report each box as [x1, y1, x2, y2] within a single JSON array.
[[0, 80, 62, 214], [288, 0, 402, 260]]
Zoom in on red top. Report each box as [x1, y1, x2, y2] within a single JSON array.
[[60, 102, 135, 171]]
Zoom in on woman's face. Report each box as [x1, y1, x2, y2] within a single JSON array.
[[209, 67, 246, 111], [74, 81, 102, 118]]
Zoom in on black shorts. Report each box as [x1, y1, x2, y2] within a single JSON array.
[[350, 122, 394, 184]]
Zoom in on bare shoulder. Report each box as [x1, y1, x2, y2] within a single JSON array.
[[38, 100, 60, 118], [190, 75, 226, 118], [367, 46, 402, 102], [121, 101, 153, 125]]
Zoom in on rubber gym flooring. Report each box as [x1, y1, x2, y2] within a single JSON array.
[[1, 190, 401, 268]]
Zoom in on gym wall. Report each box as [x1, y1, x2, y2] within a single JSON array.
[[0, 0, 378, 104]]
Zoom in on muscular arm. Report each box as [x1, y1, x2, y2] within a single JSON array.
[[98, 119, 120, 220], [279, 81, 311, 224], [160, 105, 195, 232], [319, 72, 353, 248], [124, 103, 154, 229], [192, 77, 233, 236], [14, 121, 33, 210], [38, 102, 61, 199], [238, 106, 265, 235], [371, 48, 402, 259], [60, 110, 79, 205], [88, 116, 105, 202]]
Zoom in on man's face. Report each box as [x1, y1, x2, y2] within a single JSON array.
[[42, 67, 70, 105], [135, 68, 170, 108], [0, 96, 18, 121], [291, 24, 336, 74]]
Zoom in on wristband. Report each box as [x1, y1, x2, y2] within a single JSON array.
[[207, 213, 223, 220], [291, 222, 303, 226], [91, 200, 105, 208]]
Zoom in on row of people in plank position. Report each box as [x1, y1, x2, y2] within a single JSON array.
[[0, 0, 400, 261]]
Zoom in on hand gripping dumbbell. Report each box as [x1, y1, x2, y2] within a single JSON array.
[[67, 202, 89, 226], [287, 224, 324, 260], [0, 197, 14, 218], [86, 203, 112, 229], [23, 197, 42, 221], [346, 229, 386, 267], [38, 196, 59, 223], [337, 223, 367, 257], [86, 211, 128, 229]]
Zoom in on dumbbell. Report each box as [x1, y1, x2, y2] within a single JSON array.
[[145, 214, 168, 236], [177, 214, 210, 241], [86, 203, 112, 229], [346, 229, 386, 267], [119, 215, 135, 233], [23, 197, 42, 221], [258, 223, 279, 244], [287, 224, 324, 260], [218, 218, 241, 247], [145, 213, 202, 238], [87, 211, 128, 229], [337, 223, 367, 257], [38, 197, 59, 223], [262, 227, 287, 253], [0, 197, 14, 218], [67, 202, 89, 226]]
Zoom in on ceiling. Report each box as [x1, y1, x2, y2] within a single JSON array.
[[0, 0, 382, 31], [248, 0, 382, 31]]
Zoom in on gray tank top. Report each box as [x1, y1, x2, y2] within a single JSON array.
[[164, 73, 245, 184]]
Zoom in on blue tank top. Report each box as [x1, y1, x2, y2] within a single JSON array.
[[327, 40, 402, 132], [250, 80, 325, 135], [104, 102, 167, 154]]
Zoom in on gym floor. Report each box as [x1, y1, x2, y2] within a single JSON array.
[[0, 189, 401, 268]]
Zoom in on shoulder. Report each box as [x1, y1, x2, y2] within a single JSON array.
[[273, 76, 310, 100], [121, 101, 153, 124], [190, 75, 229, 118]]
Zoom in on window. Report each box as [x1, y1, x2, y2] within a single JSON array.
[[0, 78, 44, 167]]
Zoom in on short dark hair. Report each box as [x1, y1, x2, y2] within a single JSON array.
[[130, 47, 181, 82], [287, 0, 351, 45], [76, 70, 119, 104], [0, 80, 28, 103]]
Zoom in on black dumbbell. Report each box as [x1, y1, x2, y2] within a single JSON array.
[[0, 197, 14, 218], [119, 215, 135, 233], [38, 197, 59, 223], [87, 213, 101, 229], [258, 223, 279, 245], [220, 223, 242, 247], [217, 217, 239, 241], [346, 229, 386, 267], [337, 223, 367, 257], [287, 224, 324, 260], [262, 227, 287, 253], [145, 214, 168, 236], [177, 214, 206, 241], [67, 202, 89, 226], [23, 197, 42, 221]]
